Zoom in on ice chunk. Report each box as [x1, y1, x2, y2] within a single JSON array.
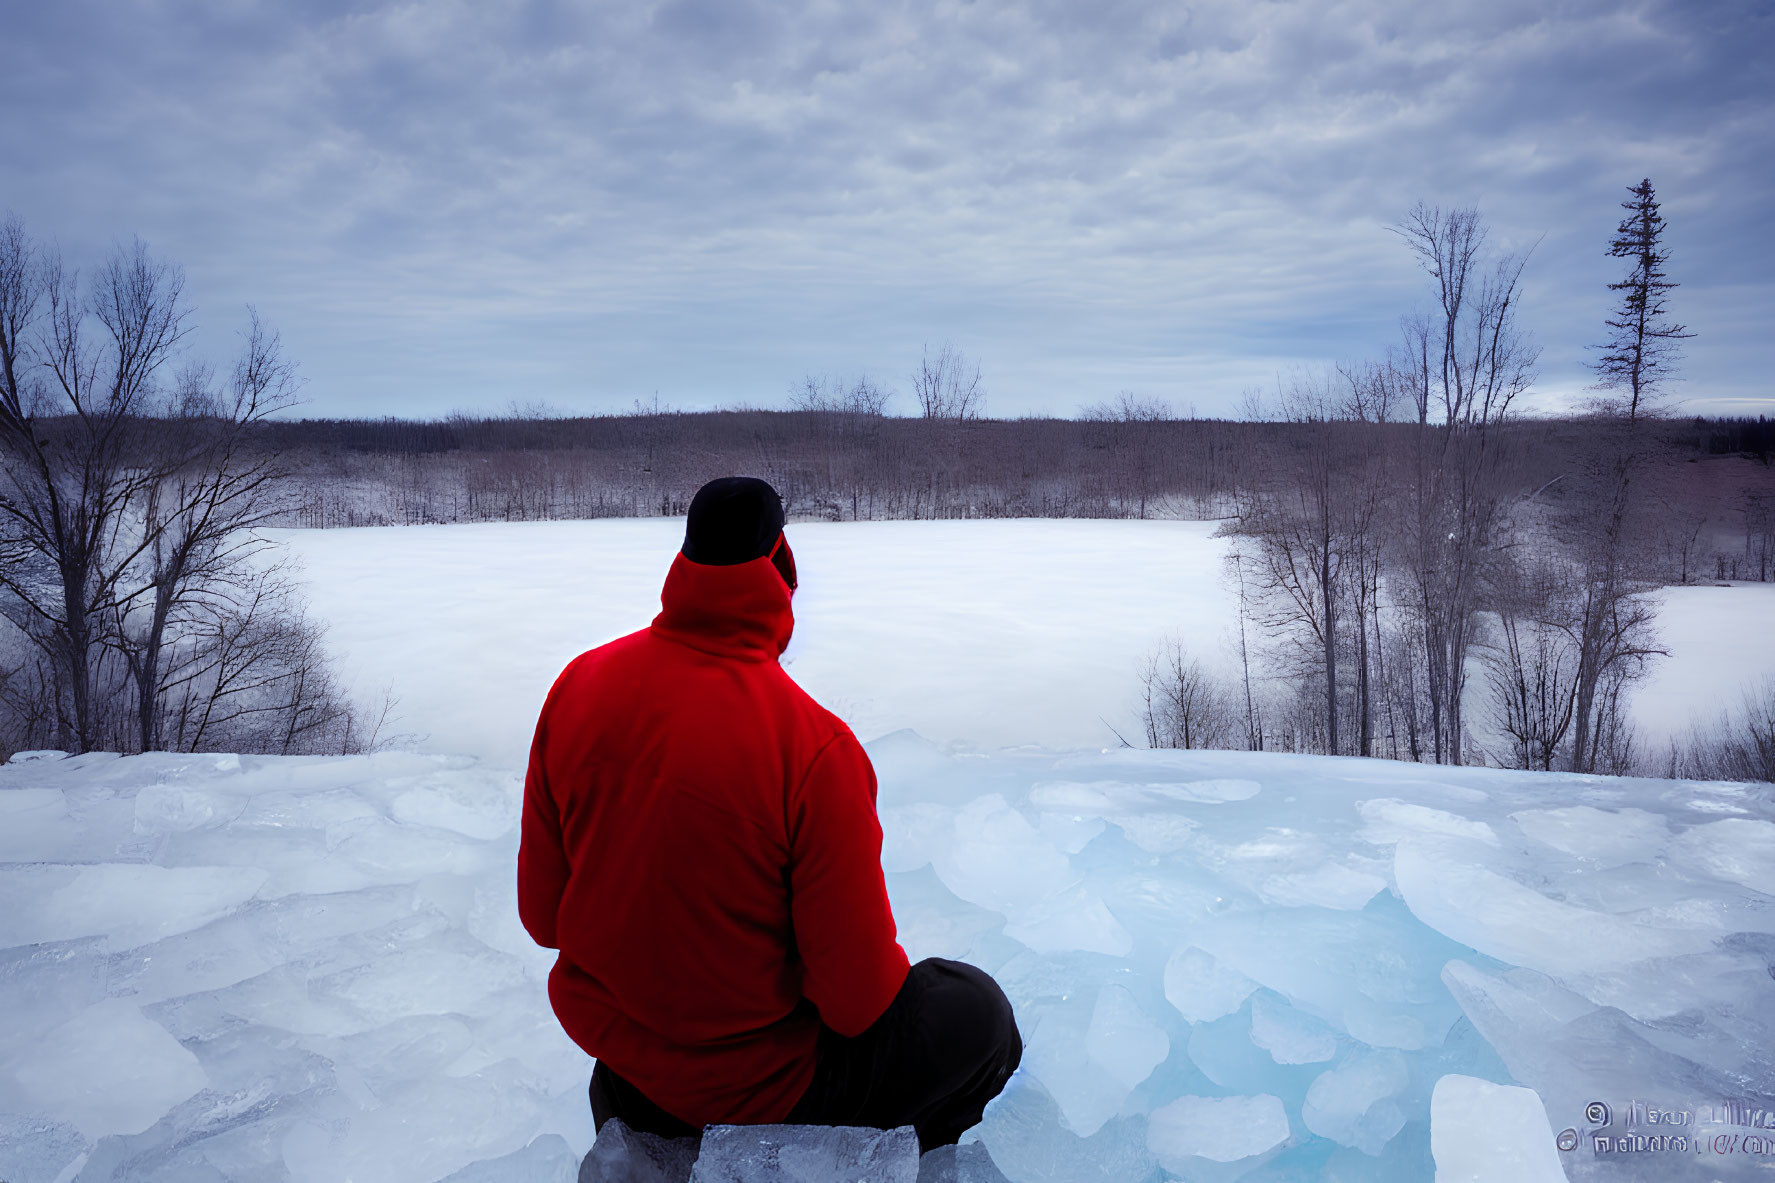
[[1036, 811, 1105, 855], [1002, 885, 1133, 957], [1028, 777, 1258, 818], [1302, 1049, 1411, 1155], [1394, 841, 1722, 977], [578, 1118, 698, 1183], [133, 782, 245, 835], [1256, 861, 1386, 910], [0, 1113, 87, 1183], [1508, 805, 1668, 867], [688, 1123, 919, 1183], [1086, 985, 1170, 1091], [915, 1141, 1012, 1182], [0, 788, 75, 861], [881, 802, 955, 873], [439, 1133, 579, 1182], [1439, 959, 1749, 1131], [1669, 818, 1775, 896], [1429, 1074, 1564, 1183], [1022, 998, 1111, 1137], [165, 809, 492, 899], [972, 1072, 1157, 1183], [307, 1058, 566, 1183], [1148, 778, 1262, 804], [932, 795, 1071, 913], [220, 925, 529, 1037], [0, 997, 206, 1139], [388, 769, 520, 840], [1146, 1094, 1290, 1169], [1163, 946, 1257, 1023], [7, 748, 68, 763], [305, 1014, 475, 1100], [1025, 984, 1169, 1136], [867, 730, 960, 804], [1109, 813, 1199, 854], [0, 863, 268, 951], [1184, 1009, 1304, 1096], [1183, 902, 1467, 1050], [1027, 780, 1153, 817], [1249, 992, 1338, 1064], [1358, 799, 1498, 847], [886, 866, 1005, 963]]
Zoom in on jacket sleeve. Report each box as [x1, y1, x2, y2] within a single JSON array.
[[517, 689, 570, 950], [787, 731, 912, 1037]]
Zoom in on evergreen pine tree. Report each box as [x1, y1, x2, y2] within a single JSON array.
[[1592, 178, 1694, 422]]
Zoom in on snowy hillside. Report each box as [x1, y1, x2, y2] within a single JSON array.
[[3, 737, 1772, 1182]]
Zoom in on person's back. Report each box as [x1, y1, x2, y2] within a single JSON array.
[[519, 476, 1020, 1149], [518, 539, 907, 1124]]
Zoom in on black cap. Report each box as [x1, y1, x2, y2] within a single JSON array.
[[682, 476, 785, 565]]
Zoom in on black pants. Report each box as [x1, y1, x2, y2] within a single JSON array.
[[589, 957, 1022, 1154]]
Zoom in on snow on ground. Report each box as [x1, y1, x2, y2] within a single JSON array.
[[269, 519, 1238, 764], [1636, 581, 1775, 743], [271, 519, 1775, 768], [3, 741, 1774, 1182]]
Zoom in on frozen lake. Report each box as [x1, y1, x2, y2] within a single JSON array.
[[273, 518, 1775, 769]]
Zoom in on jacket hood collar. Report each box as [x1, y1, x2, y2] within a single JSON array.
[[651, 551, 794, 660]]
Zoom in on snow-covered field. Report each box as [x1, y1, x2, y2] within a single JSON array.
[[269, 518, 1775, 764], [3, 518, 1774, 1183], [271, 519, 1240, 763]]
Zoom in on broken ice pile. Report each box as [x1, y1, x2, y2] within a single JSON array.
[[2, 730, 1772, 1182], [873, 732, 1775, 1182], [577, 1120, 1010, 1183]]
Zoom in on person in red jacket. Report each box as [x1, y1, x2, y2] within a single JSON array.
[[518, 476, 1021, 1151]]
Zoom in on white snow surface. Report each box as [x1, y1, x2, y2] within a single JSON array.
[[4, 741, 1773, 1182], [272, 519, 1241, 765], [269, 519, 1775, 762]]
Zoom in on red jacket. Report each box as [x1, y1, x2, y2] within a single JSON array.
[[517, 549, 910, 1127]]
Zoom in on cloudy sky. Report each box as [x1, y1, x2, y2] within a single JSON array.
[[4, 0, 1769, 419]]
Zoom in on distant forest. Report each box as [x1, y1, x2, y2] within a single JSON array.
[[258, 410, 1775, 585]]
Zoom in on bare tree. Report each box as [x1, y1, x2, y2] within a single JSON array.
[[788, 374, 892, 416], [1552, 436, 1667, 773], [1079, 391, 1178, 518], [1080, 392, 1173, 422], [1390, 203, 1538, 763], [1743, 490, 1774, 583], [1226, 370, 1391, 755], [109, 312, 299, 750], [912, 343, 984, 422], [1141, 637, 1236, 750], [0, 214, 370, 759], [1669, 677, 1775, 784], [1227, 547, 1263, 750], [156, 563, 387, 755], [1484, 549, 1578, 770], [0, 222, 194, 750]]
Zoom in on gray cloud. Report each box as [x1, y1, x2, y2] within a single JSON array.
[[2, 0, 1768, 417]]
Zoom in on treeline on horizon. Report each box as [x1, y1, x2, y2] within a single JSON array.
[[250, 409, 1775, 582]]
